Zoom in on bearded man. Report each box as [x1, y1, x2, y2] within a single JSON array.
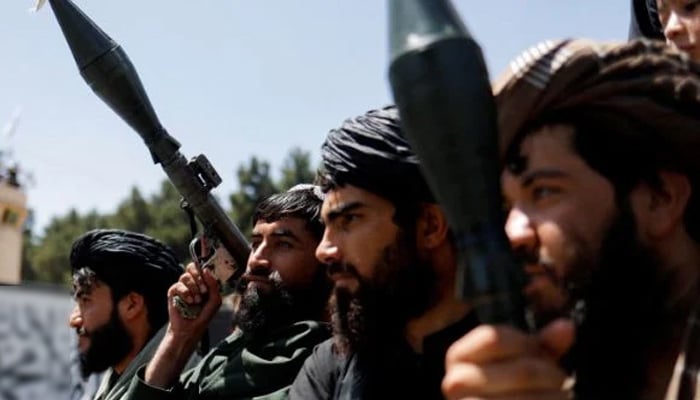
[[124, 185, 331, 400], [290, 106, 476, 399], [69, 229, 182, 400], [442, 39, 700, 399]]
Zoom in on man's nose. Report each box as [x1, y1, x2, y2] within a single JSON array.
[[505, 207, 537, 255], [68, 305, 83, 329], [665, 11, 686, 42], [247, 242, 271, 273], [315, 229, 341, 265]]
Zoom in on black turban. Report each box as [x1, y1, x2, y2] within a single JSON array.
[[70, 229, 182, 297], [630, 0, 664, 40], [320, 105, 434, 203]]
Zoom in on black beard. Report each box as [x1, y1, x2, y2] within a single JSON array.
[[328, 230, 437, 356], [231, 266, 329, 337], [569, 203, 671, 398], [231, 273, 293, 336], [79, 306, 133, 378]]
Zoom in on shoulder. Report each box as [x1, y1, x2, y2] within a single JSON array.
[[261, 320, 331, 350], [240, 321, 330, 373], [288, 338, 354, 400], [308, 338, 341, 364]]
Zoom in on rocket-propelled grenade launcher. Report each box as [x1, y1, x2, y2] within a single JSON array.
[[48, 0, 250, 318], [388, 0, 527, 328]]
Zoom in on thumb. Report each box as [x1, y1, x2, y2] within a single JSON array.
[[538, 318, 575, 360]]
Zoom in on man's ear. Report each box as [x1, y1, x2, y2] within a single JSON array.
[[417, 203, 450, 250], [634, 171, 691, 239], [118, 292, 145, 321]]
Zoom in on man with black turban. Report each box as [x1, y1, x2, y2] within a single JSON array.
[[442, 39, 700, 399], [289, 106, 476, 399], [69, 229, 183, 400]]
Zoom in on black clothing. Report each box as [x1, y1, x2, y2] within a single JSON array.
[[289, 311, 478, 400], [320, 106, 435, 204]]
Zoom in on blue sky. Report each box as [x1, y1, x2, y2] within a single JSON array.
[[0, 1, 630, 234]]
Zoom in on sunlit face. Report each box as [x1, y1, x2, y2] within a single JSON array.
[[657, 0, 700, 61], [233, 217, 326, 333], [501, 124, 618, 323], [316, 185, 403, 290], [69, 280, 132, 377], [316, 184, 435, 353], [70, 282, 114, 354], [245, 217, 323, 292]]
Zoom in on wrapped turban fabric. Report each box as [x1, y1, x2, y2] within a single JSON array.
[[494, 38, 700, 176], [70, 229, 182, 299], [320, 105, 434, 204], [630, 0, 664, 40]]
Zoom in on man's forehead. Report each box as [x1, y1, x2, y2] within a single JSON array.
[[657, 0, 678, 7], [72, 278, 103, 297], [321, 185, 378, 211], [253, 217, 307, 236], [522, 123, 574, 150], [508, 124, 578, 174]]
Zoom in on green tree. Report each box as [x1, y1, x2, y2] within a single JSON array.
[[228, 157, 277, 235], [20, 223, 37, 282], [109, 187, 152, 233], [28, 209, 109, 285], [278, 147, 316, 190], [23, 182, 194, 286], [22, 147, 317, 286], [143, 180, 193, 263]]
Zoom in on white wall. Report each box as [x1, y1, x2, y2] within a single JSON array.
[[0, 284, 77, 400]]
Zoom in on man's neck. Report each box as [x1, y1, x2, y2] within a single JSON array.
[[642, 273, 697, 399], [643, 322, 687, 400], [113, 350, 137, 375], [404, 293, 471, 353], [113, 330, 148, 375], [642, 233, 700, 398], [404, 243, 471, 353]]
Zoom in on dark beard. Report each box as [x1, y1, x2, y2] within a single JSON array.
[[569, 204, 670, 398], [231, 272, 294, 336], [231, 266, 329, 336], [79, 307, 133, 378], [328, 230, 437, 356]]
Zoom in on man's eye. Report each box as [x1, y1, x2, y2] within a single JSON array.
[[250, 240, 262, 250], [341, 214, 358, 226], [532, 186, 559, 201], [277, 241, 293, 249], [684, 1, 700, 13]]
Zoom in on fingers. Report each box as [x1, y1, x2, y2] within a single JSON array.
[[167, 266, 221, 316], [200, 268, 222, 317], [185, 262, 208, 295], [446, 392, 570, 400], [538, 319, 575, 359], [168, 263, 209, 305], [442, 356, 568, 398], [443, 322, 574, 400], [445, 325, 541, 365]]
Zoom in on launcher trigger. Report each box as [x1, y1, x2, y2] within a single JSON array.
[[188, 236, 217, 270]]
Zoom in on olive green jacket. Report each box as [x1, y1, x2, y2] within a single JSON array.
[[93, 325, 167, 400], [123, 321, 329, 400]]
